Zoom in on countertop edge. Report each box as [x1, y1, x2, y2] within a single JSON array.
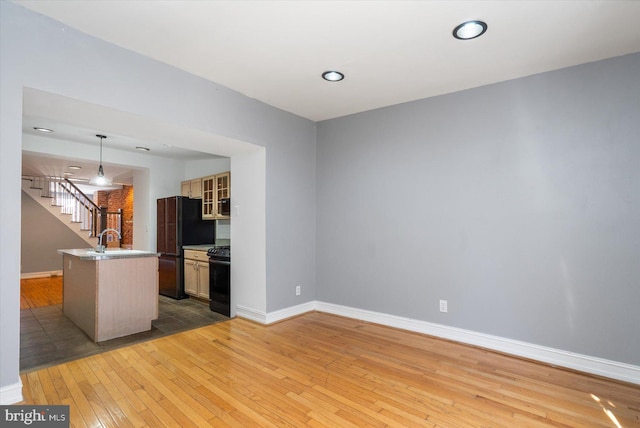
[[58, 248, 160, 261], [182, 244, 215, 251]]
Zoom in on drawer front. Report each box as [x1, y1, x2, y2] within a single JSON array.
[[184, 250, 209, 261]]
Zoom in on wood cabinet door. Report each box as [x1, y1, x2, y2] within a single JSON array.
[[180, 181, 191, 197], [184, 259, 198, 296], [197, 262, 210, 299], [190, 179, 203, 199]]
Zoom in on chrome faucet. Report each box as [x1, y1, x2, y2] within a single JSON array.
[[95, 228, 122, 253]]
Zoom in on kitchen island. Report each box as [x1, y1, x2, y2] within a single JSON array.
[[58, 248, 159, 342]]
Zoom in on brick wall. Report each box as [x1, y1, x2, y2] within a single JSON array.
[[94, 185, 134, 248]]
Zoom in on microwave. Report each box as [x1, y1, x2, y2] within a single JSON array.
[[219, 198, 231, 216]]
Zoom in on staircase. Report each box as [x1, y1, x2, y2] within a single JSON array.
[[22, 176, 103, 247]]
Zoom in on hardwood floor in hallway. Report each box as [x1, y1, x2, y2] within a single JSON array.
[[19, 311, 640, 427], [21, 275, 63, 309]]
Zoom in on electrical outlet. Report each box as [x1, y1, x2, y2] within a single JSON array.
[[296, 285, 301, 296], [439, 300, 448, 313]]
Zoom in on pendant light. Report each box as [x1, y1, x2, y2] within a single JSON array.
[[90, 134, 112, 186]]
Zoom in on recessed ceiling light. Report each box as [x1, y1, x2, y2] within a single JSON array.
[[453, 20, 487, 40], [68, 165, 82, 170], [63, 172, 74, 176], [322, 71, 345, 82], [136, 146, 150, 152], [33, 127, 54, 133]]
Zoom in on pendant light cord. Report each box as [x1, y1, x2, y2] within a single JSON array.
[[96, 134, 107, 169]]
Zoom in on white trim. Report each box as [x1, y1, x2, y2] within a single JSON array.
[[261, 301, 640, 385], [236, 301, 315, 325], [0, 381, 23, 405], [20, 271, 63, 280], [235, 305, 267, 324], [265, 301, 315, 324]]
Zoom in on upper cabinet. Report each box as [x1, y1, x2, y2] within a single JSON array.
[[202, 171, 231, 220], [181, 178, 202, 199]]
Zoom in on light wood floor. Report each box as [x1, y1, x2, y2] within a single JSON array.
[[20, 311, 639, 427], [21, 276, 63, 309]]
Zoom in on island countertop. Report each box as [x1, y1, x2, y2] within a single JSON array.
[[58, 248, 159, 260]]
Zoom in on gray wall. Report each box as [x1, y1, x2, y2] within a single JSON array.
[[1, 2, 316, 395], [21, 191, 90, 274], [316, 53, 640, 366]]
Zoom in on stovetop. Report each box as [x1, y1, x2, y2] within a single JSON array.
[[207, 245, 230, 259]]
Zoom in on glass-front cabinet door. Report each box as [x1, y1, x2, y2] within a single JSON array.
[[216, 172, 231, 219], [201, 172, 230, 220], [202, 175, 216, 219]]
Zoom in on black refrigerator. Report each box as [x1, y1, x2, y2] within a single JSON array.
[[157, 196, 214, 299]]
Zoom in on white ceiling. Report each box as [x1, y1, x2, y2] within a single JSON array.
[[16, 0, 640, 122], [14, 1, 640, 182], [21, 88, 232, 184]]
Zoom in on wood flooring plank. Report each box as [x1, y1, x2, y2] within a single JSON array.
[[57, 364, 104, 428], [87, 381, 135, 428], [375, 399, 437, 427], [24, 371, 47, 404], [136, 408, 165, 428], [158, 345, 306, 426], [37, 368, 62, 403], [79, 380, 119, 428], [309, 384, 401, 428], [98, 359, 147, 414], [62, 397, 88, 428], [112, 398, 147, 428], [47, 366, 72, 402], [131, 359, 216, 426], [133, 390, 181, 428]]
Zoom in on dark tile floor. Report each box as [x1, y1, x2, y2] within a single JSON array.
[[20, 296, 229, 372]]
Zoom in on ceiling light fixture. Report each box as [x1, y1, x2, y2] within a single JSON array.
[[322, 71, 345, 82], [136, 146, 150, 152], [89, 134, 112, 186], [63, 172, 74, 176], [68, 165, 82, 170], [453, 20, 487, 40], [33, 127, 54, 133]]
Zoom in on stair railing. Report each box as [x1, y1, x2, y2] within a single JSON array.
[[60, 178, 104, 238], [22, 176, 105, 238]]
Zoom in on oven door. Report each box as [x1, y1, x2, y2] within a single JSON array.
[[209, 257, 231, 316]]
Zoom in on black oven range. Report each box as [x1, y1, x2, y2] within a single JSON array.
[[207, 245, 231, 316]]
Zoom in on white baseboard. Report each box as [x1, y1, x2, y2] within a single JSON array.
[[265, 301, 316, 324], [236, 301, 316, 325], [255, 300, 640, 385], [235, 305, 267, 324], [0, 381, 23, 405], [20, 271, 62, 279]]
